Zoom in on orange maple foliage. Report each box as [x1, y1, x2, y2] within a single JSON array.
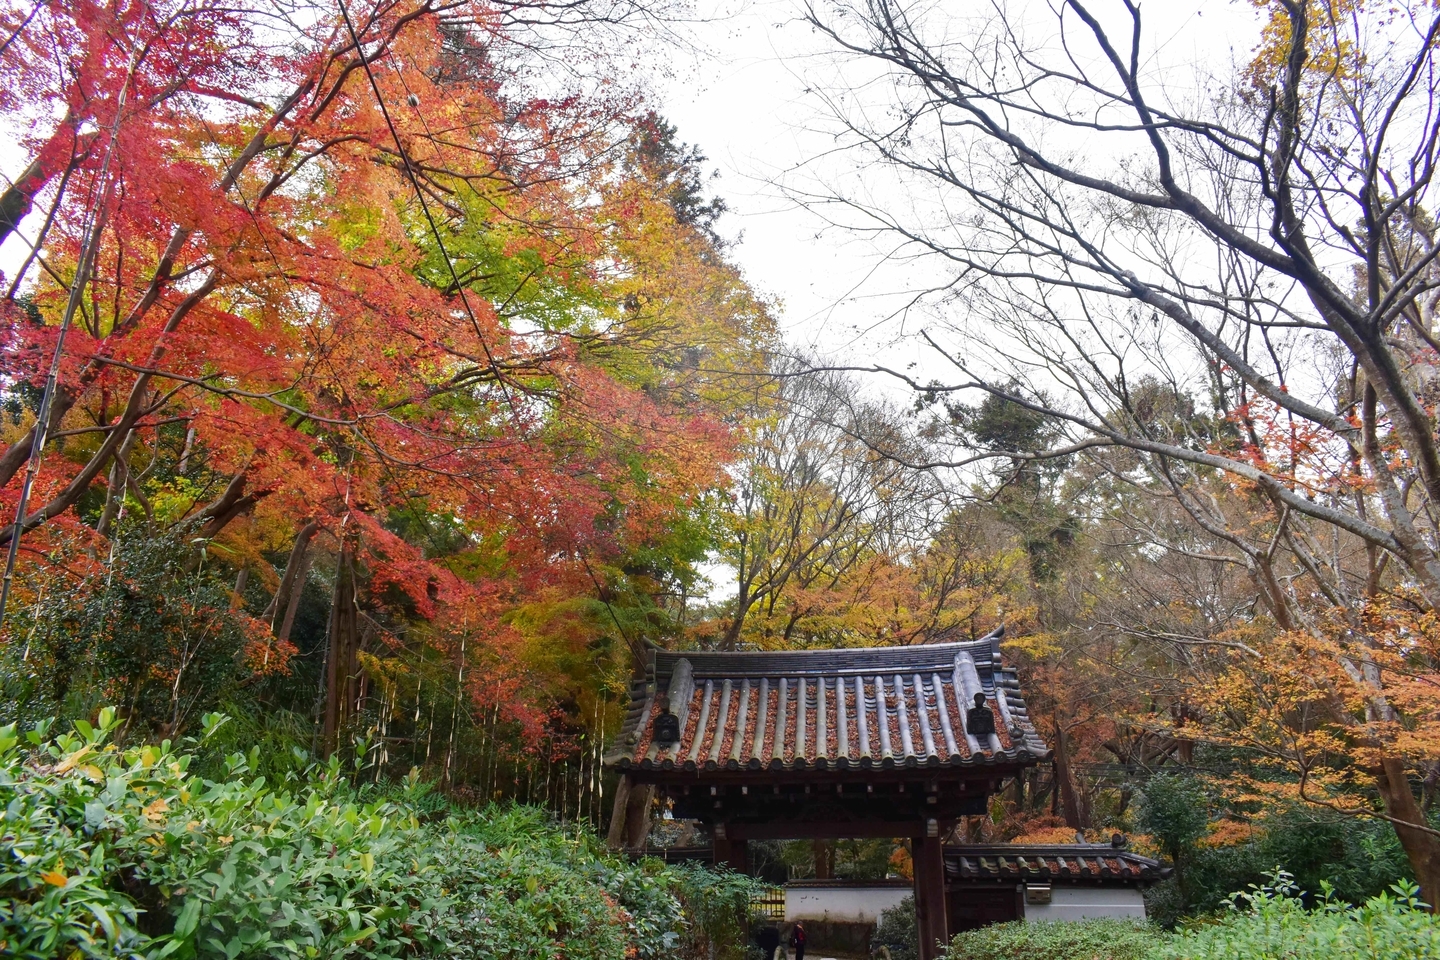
[[0, 0, 766, 758]]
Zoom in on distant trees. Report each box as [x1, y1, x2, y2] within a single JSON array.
[[713, 361, 937, 647], [706, 360, 1030, 650], [801, 0, 1440, 904]]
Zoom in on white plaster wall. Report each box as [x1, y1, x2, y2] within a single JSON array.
[[1023, 886, 1147, 922], [784, 885, 911, 924]]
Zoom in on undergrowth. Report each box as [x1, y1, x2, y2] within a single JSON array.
[[944, 871, 1440, 960], [0, 710, 755, 959]]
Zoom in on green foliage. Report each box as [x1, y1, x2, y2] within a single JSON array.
[[1252, 809, 1412, 906], [182, 706, 316, 786], [1158, 871, 1440, 960], [662, 862, 760, 960], [629, 111, 728, 240], [873, 895, 917, 960], [1138, 775, 1210, 859], [941, 873, 1440, 960], [0, 712, 740, 960], [944, 918, 1157, 960], [1, 532, 258, 735], [758, 838, 893, 881], [1142, 800, 1415, 926]]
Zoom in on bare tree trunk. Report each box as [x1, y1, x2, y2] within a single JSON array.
[[443, 628, 467, 789], [721, 594, 749, 650], [264, 520, 320, 626], [177, 425, 196, 474], [1006, 772, 1025, 810], [812, 839, 835, 879], [1377, 757, 1440, 913], [1054, 720, 1087, 831], [231, 567, 247, 609], [95, 430, 138, 539], [276, 556, 310, 643]]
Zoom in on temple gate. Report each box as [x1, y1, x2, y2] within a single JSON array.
[[603, 628, 1049, 960]]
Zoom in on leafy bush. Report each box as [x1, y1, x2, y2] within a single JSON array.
[[1142, 803, 1418, 926], [0, 532, 266, 736], [0, 711, 748, 959], [945, 872, 1440, 960], [664, 862, 758, 960], [944, 918, 1157, 960], [873, 895, 917, 960], [1159, 871, 1440, 960], [1137, 775, 1210, 856]]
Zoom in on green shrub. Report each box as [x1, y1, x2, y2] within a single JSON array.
[[1141, 798, 1417, 926], [873, 895, 917, 960], [664, 862, 758, 960], [0, 710, 747, 960], [944, 918, 1157, 960], [940, 872, 1439, 960], [1160, 871, 1440, 960]]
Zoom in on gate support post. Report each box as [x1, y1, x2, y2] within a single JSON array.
[[712, 824, 748, 872], [913, 822, 949, 960]]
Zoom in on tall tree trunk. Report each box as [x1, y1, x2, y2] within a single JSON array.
[[1377, 757, 1440, 913], [812, 839, 835, 879], [265, 520, 319, 630], [276, 556, 309, 643], [177, 425, 197, 474], [94, 429, 138, 539], [1006, 771, 1025, 810], [231, 567, 247, 609], [1054, 720, 1087, 831]]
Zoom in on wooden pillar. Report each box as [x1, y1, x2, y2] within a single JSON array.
[[711, 824, 748, 872], [623, 783, 656, 850], [728, 838, 749, 874], [605, 774, 633, 849], [913, 823, 949, 960], [713, 823, 732, 869]]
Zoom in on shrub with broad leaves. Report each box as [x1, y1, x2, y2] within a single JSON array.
[[0, 711, 752, 959], [1159, 870, 1440, 960]]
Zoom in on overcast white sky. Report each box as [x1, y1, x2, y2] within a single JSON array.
[[647, 0, 1265, 371]]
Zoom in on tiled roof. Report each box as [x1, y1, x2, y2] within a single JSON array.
[[946, 844, 1171, 884], [605, 628, 1049, 774]]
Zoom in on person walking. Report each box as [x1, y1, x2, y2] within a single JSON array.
[[789, 921, 807, 960]]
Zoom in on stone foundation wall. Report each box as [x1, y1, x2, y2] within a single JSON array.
[[801, 920, 875, 955]]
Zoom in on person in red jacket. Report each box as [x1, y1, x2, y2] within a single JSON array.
[[789, 921, 807, 960]]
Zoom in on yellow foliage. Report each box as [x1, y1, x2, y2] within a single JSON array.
[[1247, 0, 1366, 87], [1201, 819, 1258, 849], [1009, 826, 1086, 844]]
